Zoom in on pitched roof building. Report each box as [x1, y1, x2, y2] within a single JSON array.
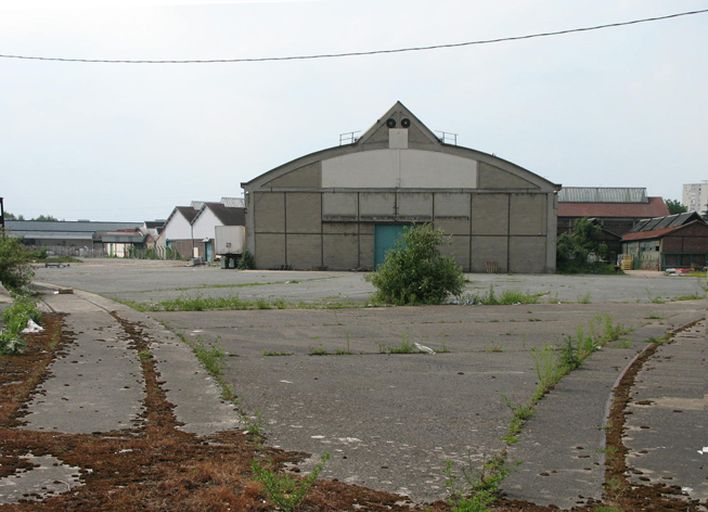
[[558, 187, 669, 236]]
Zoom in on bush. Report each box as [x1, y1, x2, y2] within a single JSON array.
[[238, 250, 255, 270], [368, 224, 465, 305], [0, 236, 34, 291], [0, 295, 41, 354]]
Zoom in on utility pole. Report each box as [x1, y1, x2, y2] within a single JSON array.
[[0, 197, 5, 237]]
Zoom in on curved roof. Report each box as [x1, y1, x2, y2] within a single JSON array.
[[242, 101, 560, 192]]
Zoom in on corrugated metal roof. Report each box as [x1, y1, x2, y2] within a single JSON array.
[[5, 220, 141, 233], [628, 212, 702, 232], [557, 197, 668, 219], [558, 187, 647, 203], [622, 219, 708, 241]]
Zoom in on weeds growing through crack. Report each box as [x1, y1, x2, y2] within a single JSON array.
[[577, 292, 592, 304], [443, 454, 509, 512], [245, 410, 265, 439], [462, 286, 543, 306], [252, 452, 330, 512], [379, 334, 423, 354], [501, 395, 534, 445], [263, 350, 293, 357]]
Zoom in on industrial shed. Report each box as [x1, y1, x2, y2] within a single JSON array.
[[622, 212, 708, 270], [241, 102, 560, 272]]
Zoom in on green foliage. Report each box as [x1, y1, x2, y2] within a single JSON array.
[[192, 340, 226, 376], [0, 236, 34, 290], [501, 395, 534, 444], [251, 452, 330, 512], [531, 345, 567, 400], [557, 218, 615, 274], [368, 224, 464, 305], [379, 334, 424, 354], [472, 286, 541, 305], [0, 295, 40, 355], [443, 455, 507, 512], [32, 214, 59, 221], [665, 198, 687, 215], [237, 250, 255, 270], [263, 350, 293, 357]]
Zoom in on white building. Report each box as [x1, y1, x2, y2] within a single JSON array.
[[683, 181, 708, 215]]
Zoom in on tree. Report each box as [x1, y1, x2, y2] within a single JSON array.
[[1, 212, 24, 220], [368, 224, 465, 305], [0, 237, 34, 290], [32, 214, 59, 222], [556, 218, 613, 274], [665, 199, 687, 215]]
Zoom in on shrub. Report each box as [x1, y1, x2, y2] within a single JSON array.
[[238, 250, 255, 270], [0, 295, 40, 354], [0, 236, 34, 290], [368, 224, 464, 305], [251, 453, 329, 512]]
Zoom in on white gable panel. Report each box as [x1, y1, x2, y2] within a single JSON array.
[[164, 213, 192, 240], [192, 208, 221, 240], [321, 149, 477, 189]]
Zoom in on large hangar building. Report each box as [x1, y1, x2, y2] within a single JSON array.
[[241, 102, 560, 272]]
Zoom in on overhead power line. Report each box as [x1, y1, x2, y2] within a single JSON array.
[[1, 8, 706, 64]]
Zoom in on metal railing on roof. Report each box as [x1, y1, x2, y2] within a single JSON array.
[[435, 130, 458, 145], [339, 131, 360, 145]]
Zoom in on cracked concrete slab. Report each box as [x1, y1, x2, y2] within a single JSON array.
[[155, 302, 704, 503], [0, 453, 83, 504], [624, 319, 707, 502], [69, 290, 242, 436], [20, 294, 145, 434]]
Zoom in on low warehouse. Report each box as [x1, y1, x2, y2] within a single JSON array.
[[241, 102, 560, 272], [622, 212, 708, 270]]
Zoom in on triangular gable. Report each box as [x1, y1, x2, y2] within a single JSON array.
[[356, 101, 441, 146]]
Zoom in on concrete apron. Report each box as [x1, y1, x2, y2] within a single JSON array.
[[0, 288, 240, 505], [501, 314, 706, 509], [624, 319, 707, 502]]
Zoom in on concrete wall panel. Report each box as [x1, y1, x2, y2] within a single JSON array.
[[434, 193, 470, 217], [470, 236, 508, 272], [509, 237, 547, 273], [439, 235, 470, 271], [264, 161, 321, 188], [255, 233, 285, 268], [285, 193, 321, 233], [359, 234, 374, 270], [322, 192, 357, 218], [359, 192, 396, 218], [254, 192, 285, 233], [322, 222, 358, 234], [471, 194, 509, 235], [323, 234, 359, 270], [287, 234, 322, 269], [510, 194, 547, 235], [398, 192, 433, 218], [434, 217, 470, 235], [478, 162, 538, 189], [321, 149, 477, 189]]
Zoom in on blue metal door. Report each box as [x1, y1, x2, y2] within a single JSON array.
[[374, 224, 406, 267], [205, 241, 213, 262]]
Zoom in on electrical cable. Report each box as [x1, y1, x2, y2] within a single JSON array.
[[0, 8, 706, 64]]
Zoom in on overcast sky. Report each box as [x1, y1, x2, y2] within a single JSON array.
[[1, 0, 706, 221]]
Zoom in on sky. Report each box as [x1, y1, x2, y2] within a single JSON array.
[[1, 0, 706, 221]]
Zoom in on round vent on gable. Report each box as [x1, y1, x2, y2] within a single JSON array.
[[386, 118, 396, 128], [400, 118, 411, 128]]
